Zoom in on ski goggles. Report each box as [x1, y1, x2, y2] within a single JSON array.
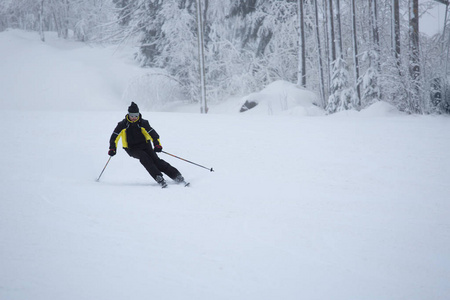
[[129, 112, 139, 118]]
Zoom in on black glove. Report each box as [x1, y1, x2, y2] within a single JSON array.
[[154, 145, 162, 152], [108, 148, 116, 156]]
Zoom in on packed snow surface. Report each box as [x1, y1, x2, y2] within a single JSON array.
[[1, 30, 450, 300]]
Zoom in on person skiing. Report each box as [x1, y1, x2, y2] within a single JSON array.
[[108, 102, 185, 188]]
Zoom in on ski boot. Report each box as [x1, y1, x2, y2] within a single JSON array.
[[156, 175, 168, 188], [174, 175, 190, 187]]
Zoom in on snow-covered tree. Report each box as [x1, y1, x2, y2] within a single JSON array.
[[327, 56, 357, 113], [361, 50, 381, 107], [0, 0, 116, 41], [2, 0, 449, 114]]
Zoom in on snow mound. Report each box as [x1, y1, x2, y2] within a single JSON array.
[[239, 80, 324, 116], [360, 101, 404, 116], [329, 101, 404, 118]]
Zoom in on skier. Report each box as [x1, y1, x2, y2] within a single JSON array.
[[108, 102, 185, 188]]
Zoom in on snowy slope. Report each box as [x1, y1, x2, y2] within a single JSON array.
[[1, 30, 450, 300], [0, 29, 146, 111]]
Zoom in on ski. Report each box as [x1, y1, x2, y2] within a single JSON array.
[[159, 181, 189, 188]]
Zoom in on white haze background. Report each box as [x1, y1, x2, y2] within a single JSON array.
[[1, 30, 449, 300]]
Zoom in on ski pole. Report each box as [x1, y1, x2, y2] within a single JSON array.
[[162, 151, 214, 172], [96, 156, 112, 181]]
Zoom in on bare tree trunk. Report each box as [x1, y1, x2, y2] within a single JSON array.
[[327, 0, 336, 63], [39, 0, 45, 42], [369, 0, 380, 73], [326, 0, 337, 108], [369, 0, 379, 51], [442, 2, 450, 109], [203, 0, 209, 42], [196, 0, 207, 114], [63, 0, 70, 38], [351, 0, 361, 106], [335, 0, 343, 59], [297, 0, 306, 87], [369, 0, 381, 100], [52, 11, 61, 37], [323, 0, 331, 93], [392, 0, 401, 69], [314, 0, 326, 107], [409, 0, 421, 112]]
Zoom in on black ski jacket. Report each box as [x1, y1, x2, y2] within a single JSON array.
[[109, 114, 161, 150]]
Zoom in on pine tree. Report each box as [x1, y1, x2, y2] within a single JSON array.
[[361, 50, 380, 107], [327, 57, 357, 113], [133, 0, 165, 67]]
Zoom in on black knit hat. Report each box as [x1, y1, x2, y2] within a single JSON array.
[[128, 102, 139, 113]]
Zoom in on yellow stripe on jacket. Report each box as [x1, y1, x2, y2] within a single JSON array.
[[114, 128, 160, 148]]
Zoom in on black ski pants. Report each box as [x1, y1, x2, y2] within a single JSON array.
[[125, 145, 181, 181]]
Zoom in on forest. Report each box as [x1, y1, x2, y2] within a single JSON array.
[[1, 0, 449, 114]]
